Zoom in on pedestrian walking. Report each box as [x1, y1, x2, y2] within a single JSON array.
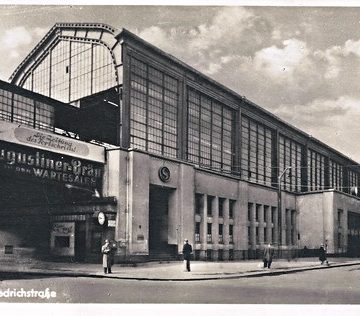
[[101, 239, 113, 274], [263, 243, 274, 269], [182, 239, 192, 272], [319, 243, 329, 265]]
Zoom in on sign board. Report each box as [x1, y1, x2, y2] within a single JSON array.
[[0, 121, 105, 163], [108, 220, 116, 227], [0, 140, 103, 189], [50, 222, 75, 257]]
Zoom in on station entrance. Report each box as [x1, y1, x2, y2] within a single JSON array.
[[148, 185, 177, 259]]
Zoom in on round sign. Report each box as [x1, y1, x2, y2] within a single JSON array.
[[158, 166, 171, 182]]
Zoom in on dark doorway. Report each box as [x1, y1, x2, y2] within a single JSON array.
[[347, 234, 360, 257], [75, 222, 86, 262], [149, 185, 176, 259]]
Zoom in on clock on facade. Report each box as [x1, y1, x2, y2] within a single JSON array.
[[96, 211, 107, 226]]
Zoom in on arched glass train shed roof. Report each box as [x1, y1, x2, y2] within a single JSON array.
[[10, 23, 123, 104]]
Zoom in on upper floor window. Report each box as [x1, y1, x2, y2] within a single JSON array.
[[241, 116, 274, 187], [195, 193, 203, 215], [130, 57, 178, 159], [187, 88, 234, 173], [229, 199, 236, 219], [279, 135, 302, 192], [207, 195, 214, 216], [0, 87, 55, 132], [218, 197, 225, 217]]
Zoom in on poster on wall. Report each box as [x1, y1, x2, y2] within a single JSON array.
[[50, 222, 75, 257]]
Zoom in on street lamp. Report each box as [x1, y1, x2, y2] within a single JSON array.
[[278, 166, 292, 258]]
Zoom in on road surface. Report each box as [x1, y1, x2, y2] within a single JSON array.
[[0, 265, 359, 303]]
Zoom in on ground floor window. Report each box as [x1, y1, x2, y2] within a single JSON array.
[[229, 249, 234, 261], [218, 249, 224, 261]]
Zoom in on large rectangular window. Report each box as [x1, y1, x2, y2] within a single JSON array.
[[248, 202, 253, 222], [241, 115, 273, 187], [348, 169, 358, 195], [218, 224, 223, 243], [207, 195, 214, 216], [307, 149, 326, 191], [0, 89, 12, 121], [218, 197, 225, 217], [207, 223, 212, 243], [195, 193, 203, 215], [329, 159, 343, 192], [130, 57, 178, 158], [13, 94, 34, 126], [229, 199, 236, 219], [35, 101, 55, 131], [279, 135, 302, 192], [187, 88, 234, 172], [195, 222, 200, 243], [229, 224, 234, 243]]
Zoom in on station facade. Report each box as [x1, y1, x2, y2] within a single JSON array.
[[0, 22, 359, 263]]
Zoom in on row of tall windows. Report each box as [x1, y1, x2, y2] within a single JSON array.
[[195, 193, 235, 218], [22, 40, 117, 103], [279, 135, 302, 192], [0, 87, 54, 131], [129, 57, 178, 158], [187, 89, 233, 172], [195, 222, 233, 244], [248, 203, 277, 246], [195, 194, 235, 244], [241, 116, 273, 186]]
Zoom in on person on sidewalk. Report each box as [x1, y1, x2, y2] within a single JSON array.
[[263, 243, 274, 269], [182, 239, 193, 272], [319, 244, 329, 265], [101, 239, 113, 274]]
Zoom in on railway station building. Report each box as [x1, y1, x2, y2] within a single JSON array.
[[0, 22, 359, 263]]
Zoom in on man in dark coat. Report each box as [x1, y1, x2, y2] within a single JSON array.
[[263, 243, 275, 268], [319, 244, 329, 265], [182, 239, 193, 272]]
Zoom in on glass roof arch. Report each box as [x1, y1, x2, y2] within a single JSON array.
[[10, 23, 123, 104]]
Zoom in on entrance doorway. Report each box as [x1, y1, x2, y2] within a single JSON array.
[[149, 185, 176, 259]]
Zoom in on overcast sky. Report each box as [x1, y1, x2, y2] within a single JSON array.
[[1, 5, 360, 162]]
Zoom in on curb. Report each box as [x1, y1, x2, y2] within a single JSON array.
[[1, 262, 359, 282]]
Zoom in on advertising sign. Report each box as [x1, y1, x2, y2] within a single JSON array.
[[0, 140, 103, 189], [0, 121, 105, 163], [50, 222, 75, 257]]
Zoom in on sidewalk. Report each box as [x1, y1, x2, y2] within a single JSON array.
[[1, 258, 359, 281]]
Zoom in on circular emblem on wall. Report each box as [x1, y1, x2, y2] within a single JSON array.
[[158, 166, 171, 182]]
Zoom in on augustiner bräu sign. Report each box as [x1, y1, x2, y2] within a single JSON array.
[[0, 141, 103, 189]]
